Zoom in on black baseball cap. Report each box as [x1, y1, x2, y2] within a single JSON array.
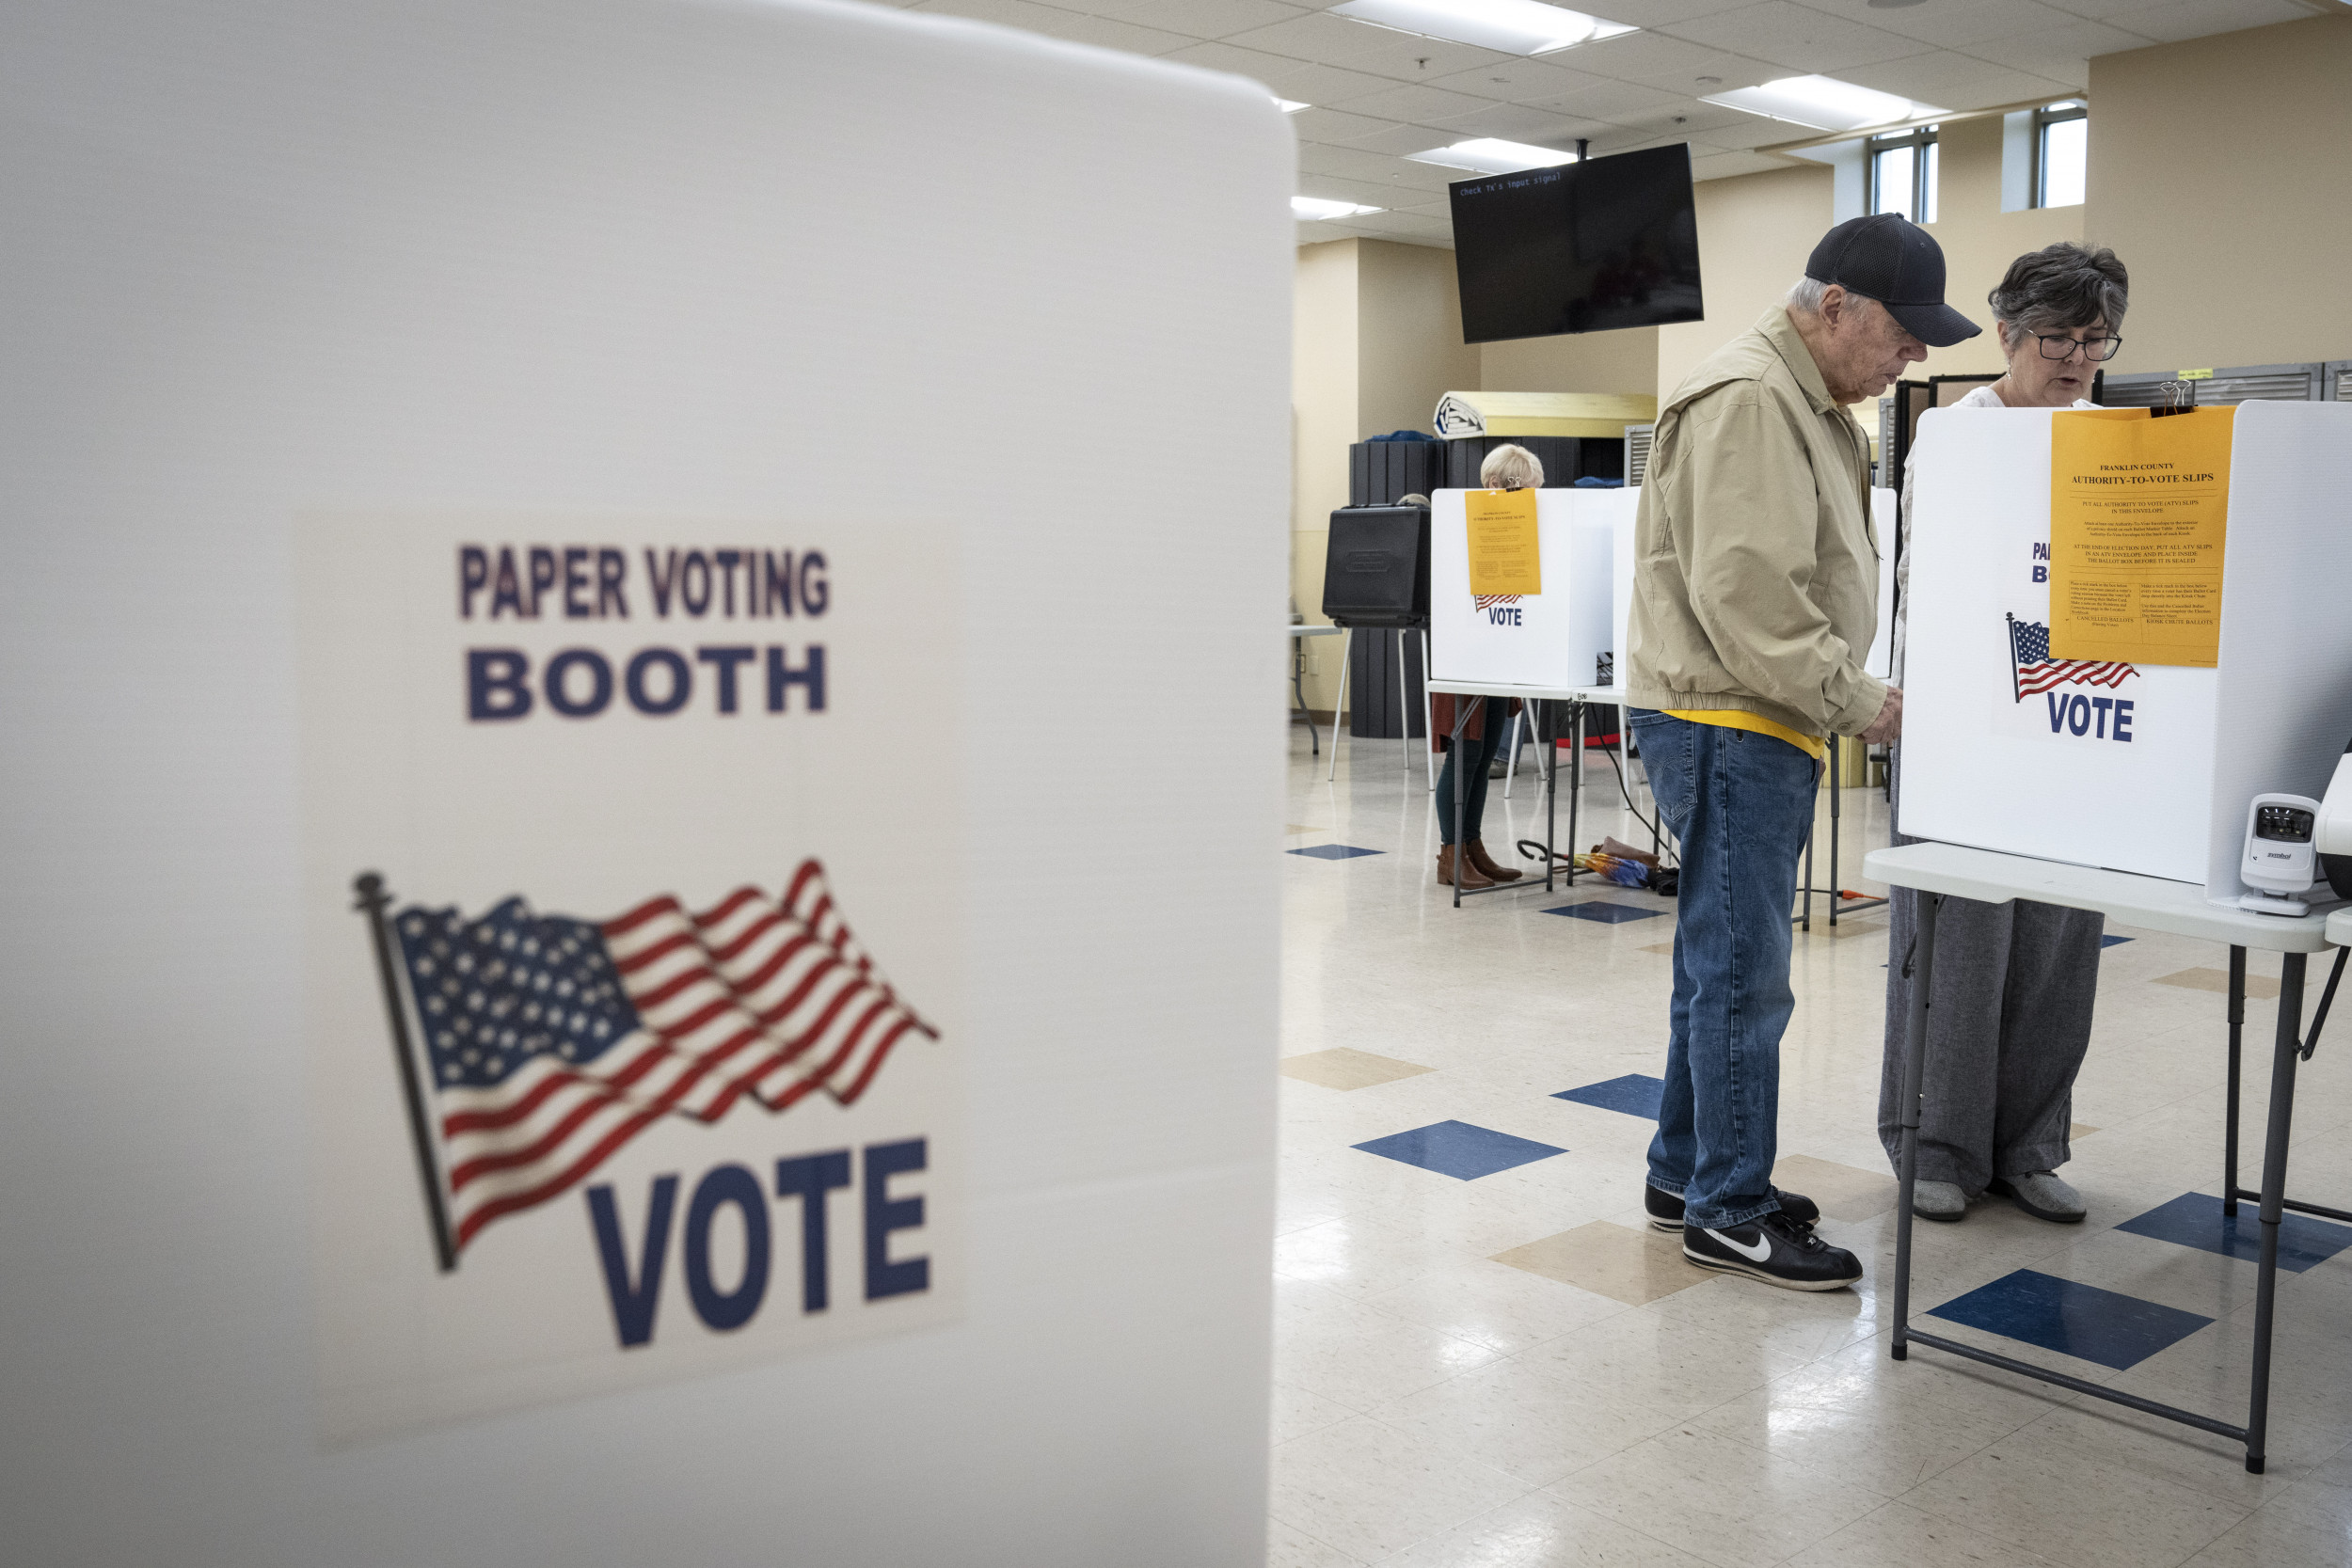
[[1804, 214, 1981, 347]]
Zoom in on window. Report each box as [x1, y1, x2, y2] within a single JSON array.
[[1868, 124, 1938, 225], [2035, 102, 2087, 208]]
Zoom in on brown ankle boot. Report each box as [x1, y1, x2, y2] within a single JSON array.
[[1466, 839, 1521, 882], [1437, 844, 1495, 890]]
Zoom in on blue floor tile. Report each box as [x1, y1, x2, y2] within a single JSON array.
[[2115, 1192, 2352, 1274], [1289, 844, 1382, 860], [1353, 1120, 1565, 1181], [2101, 934, 2134, 948], [1554, 1073, 1665, 1119], [1927, 1269, 2213, 1371], [1544, 900, 1662, 924]]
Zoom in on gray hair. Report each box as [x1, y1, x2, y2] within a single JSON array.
[[1786, 277, 1879, 317], [1480, 443, 1544, 490], [1988, 243, 2128, 352]]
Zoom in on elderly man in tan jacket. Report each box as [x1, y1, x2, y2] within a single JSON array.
[[1626, 214, 1979, 1291]]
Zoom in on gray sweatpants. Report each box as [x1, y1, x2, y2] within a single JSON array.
[[1878, 749, 2104, 1193]]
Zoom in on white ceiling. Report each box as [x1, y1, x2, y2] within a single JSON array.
[[865, 0, 2326, 245]]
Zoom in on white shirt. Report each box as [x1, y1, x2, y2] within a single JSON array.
[[1891, 384, 2099, 687]]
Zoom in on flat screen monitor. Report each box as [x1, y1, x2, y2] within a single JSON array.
[[1449, 144, 1704, 343]]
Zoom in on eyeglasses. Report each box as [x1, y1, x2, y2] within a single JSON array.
[[2037, 332, 2122, 361]]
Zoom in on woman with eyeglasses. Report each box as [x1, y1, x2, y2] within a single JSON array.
[[1879, 242, 2129, 1227]]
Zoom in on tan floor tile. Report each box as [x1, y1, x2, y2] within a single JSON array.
[[1490, 1221, 1708, 1307], [1638, 941, 1676, 957], [2159, 966, 2281, 998], [2072, 1121, 2100, 1138], [1774, 1151, 1901, 1222], [1784, 1500, 2062, 1567], [1279, 1046, 1437, 1090], [1382, 1488, 1715, 1567], [1364, 1256, 1628, 1355]]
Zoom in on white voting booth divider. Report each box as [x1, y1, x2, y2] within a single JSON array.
[[1900, 402, 2352, 898], [1600, 488, 1890, 695], [0, 3, 1288, 1564], [1433, 488, 1632, 690]]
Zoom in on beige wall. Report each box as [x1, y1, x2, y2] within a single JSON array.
[[1914, 113, 2084, 381], [1355, 240, 1481, 440], [1290, 240, 1359, 714], [1655, 165, 1832, 403], [1479, 325, 1659, 399], [2089, 15, 2352, 377]]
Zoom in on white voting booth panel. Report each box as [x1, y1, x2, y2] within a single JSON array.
[[1433, 488, 1631, 689], [1900, 402, 2352, 895], [1602, 488, 1889, 692], [1868, 488, 1898, 679], [0, 4, 1288, 1565]]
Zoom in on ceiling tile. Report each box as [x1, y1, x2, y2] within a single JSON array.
[[1341, 119, 1513, 152], [1570, 0, 1766, 25], [1689, 108, 1827, 146], [1337, 33, 1518, 81], [1289, 105, 1413, 141], [1222, 10, 1397, 60], [1031, 11, 1200, 51], [1419, 59, 1614, 102], [1155, 38, 1306, 75], [2092, 0, 2312, 41], [1691, 148, 1804, 180], [1420, 102, 1625, 139], [1841, 59, 2075, 109], [1664, 1, 1942, 71], [1792, 0, 2085, 48], [1089, 0, 1309, 35], [1348, 210, 1456, 240], [1298, 147, 1464, 193], [1255, 58, 1414, 100], [1566, 31, 1775, 88], [1604, 103, 1764, 138], [1571, 30, 1759, 81], [1963, 16, 2158, 80], [910, 0, 1078, 28], [1522, 77, 1691, 121], [1327, 81, 1502, 119], [1300, 173, 1409, 206]]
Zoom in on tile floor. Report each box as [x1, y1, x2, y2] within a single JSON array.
[[1273, 722, 2352, 1567]]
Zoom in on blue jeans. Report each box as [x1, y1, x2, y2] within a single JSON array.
[[1629, 709, 1820, 1229]]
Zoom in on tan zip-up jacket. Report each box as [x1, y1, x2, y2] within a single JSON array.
[[1625, 306, 1888, 739]]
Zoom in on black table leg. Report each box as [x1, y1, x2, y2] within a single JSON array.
[[2246, 949, 2306, 1474], [2225, 945, 2246, 1217], [1893, 891, 1939, 1361], [1543, 700, 1557, 894]]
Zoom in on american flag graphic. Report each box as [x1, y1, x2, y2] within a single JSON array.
[[2008, 615, 2137, 701], [1473, 594, 1523, 611], [377, 861, 935, 1255]]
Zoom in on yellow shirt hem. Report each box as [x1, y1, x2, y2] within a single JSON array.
[[1661, 708, 1826, 762]]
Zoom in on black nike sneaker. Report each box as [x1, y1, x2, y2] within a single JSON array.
[[1682, 1212, 1864, 1291], [1645, 1184, 1820, 1232]]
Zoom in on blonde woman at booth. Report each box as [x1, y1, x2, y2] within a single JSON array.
[[1430, 444, 1541, 892], [1880, 242, 2131, 1225]]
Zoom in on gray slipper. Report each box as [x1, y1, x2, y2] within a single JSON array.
[[1989, 1171, 2085, 1223], [1913, 1180, 1967, 1223]]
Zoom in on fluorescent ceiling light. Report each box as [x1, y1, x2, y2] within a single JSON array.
[[1273, 97, 1310, 112], [1330, 0, 1634, 56], [1293, 196, 1384, 220], [1405, 137, 1580, 174], [1701, 75, 1944, 133]]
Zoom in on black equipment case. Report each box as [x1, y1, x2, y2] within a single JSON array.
[[1321, 504, 1429, 628]]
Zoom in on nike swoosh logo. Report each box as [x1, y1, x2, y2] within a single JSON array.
[[1708, 1227, 1773, 1262]]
